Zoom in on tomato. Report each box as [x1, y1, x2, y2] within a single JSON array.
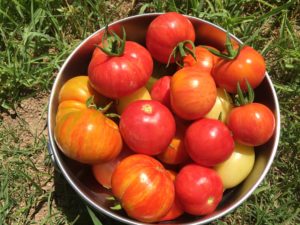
[[111, 154, 174, 222], [212, 46, 266, 93], [92, 146, 133, 189], [175, 164, 223, 215], [185, 118, 234, 167], [170, 67, 217, 120], [204, 88, 233, 123], [120, 100, 175, 155], [159, 170, 184, 221], [146, 12, 195, 64], [116, 87, 151, 114], [55, 76, 123, 164], [183, 45, 219, 72], [214, 142, 255, 189], [150, 76, 171, 108], [227, 102, 275, 146], [157, 117, 189, 165], [88, 40, 153, 99]]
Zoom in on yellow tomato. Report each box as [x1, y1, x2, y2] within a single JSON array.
[[204, 88, 233, 123], [116, 87, 151, 114], [214, 142, 255, 189]]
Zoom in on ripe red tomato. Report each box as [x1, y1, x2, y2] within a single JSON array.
[[185, 118, 234, 167], [183, 45, 219, 72], [92, 146, 132, 189], [146, 12, 195, 64], [119, 100, 176, 155], [175, 164, 223, 215], [150, 76, 171, 108], [88, 41, 153, 98], [212, 46, 266, 93], [111, 154, 175, 222], [227, 103, 275, 146], [170, 67, 217, 120], [159, 170, 184, 221]]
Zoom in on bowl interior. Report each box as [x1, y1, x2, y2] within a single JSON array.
[[48, 14, 280, 225]]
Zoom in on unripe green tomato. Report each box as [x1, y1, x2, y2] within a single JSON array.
[[214, 142, 255, 189]]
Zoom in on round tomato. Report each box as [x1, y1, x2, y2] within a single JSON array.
[[170, 67, 217, 120], [212, 46, 266, 93], [150, 76, 171, 108], [185, 118, 234, 167], [159, 170, 184, 221], [146, 12, 195, 64], [92, 146, 132, 189], [175, 164, 223, 215], [214, 142, 255, 189], [227, 102, 275, 146], [204, 88, 233, 123], [183, 45, 219, 72], [88, 38, 153, 98], [116, 86, 151, 114], [119, 100, 176, 155], [111, 154, 174, 222]]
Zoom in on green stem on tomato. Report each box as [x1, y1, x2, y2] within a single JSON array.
[[234, 79, 255, 106]]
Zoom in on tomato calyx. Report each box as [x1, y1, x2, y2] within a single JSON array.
[[86, 96, 121, 119], [234, 80, 255, 106], [167, 40, 196, 67], [106, 196, 122, 210], [96, 26, 126, 57]]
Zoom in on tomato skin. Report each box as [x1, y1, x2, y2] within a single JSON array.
[[55, 108, 122, 164], [214, 142, 255, 189], [183, 45, 219, 72], [175, 164, 223, 215], [227, 103, 275, 146], [150, 76, 171, 108], [185, 118, 234, 167], [146, 12, 195, 64], [212, 46, 266, 93], [170, 67, 217, 120], [88, 41, 153, 99], [119, 100, 176, 155], [111, 154, 175, 222]]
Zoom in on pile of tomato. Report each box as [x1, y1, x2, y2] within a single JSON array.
[[54, 12, 276, 223]]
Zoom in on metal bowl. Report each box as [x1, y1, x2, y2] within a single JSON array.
[[47, 13, 280, 225]]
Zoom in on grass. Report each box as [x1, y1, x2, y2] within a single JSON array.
[[0, 0, 299, 224]]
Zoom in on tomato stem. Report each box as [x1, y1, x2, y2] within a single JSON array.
[[234, 79, 255, 106]]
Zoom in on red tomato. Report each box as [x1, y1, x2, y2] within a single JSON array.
[[92, 146, 132, 189], [175, 164, 223, 215], [150, 76, 171, 108], [88, 41, 153, 98], [183, 45, 219, 72], [119, 100, 176, 155], [146, 12, 195, 64], [212, 46, 266, 93], [111, 154, 175, 222], [185, 118, 234, 167], [170, 67, 217, 120], [159, 170, 184, 221], [227, 103, 275, 146]]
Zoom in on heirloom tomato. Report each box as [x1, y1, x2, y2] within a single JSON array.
[[204, 88, 233, 123], [214, 142, 255, 189], [120, 100, 176, 155], [175, 164, 223, 215], [150, 76, 171, 108], [116, 87, 151, 114], [55, 76, 123, 164], [88, 29, 153, 99], [146, 12, 195, 64], [185, 118, 234, 167], [170, 67, 217, 120], [227, 102, 275, 146], [159, 170, 184, 221], [212, 46, 266, 93], [111, 154, 175, 222], [183, 45, 219, 72]]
